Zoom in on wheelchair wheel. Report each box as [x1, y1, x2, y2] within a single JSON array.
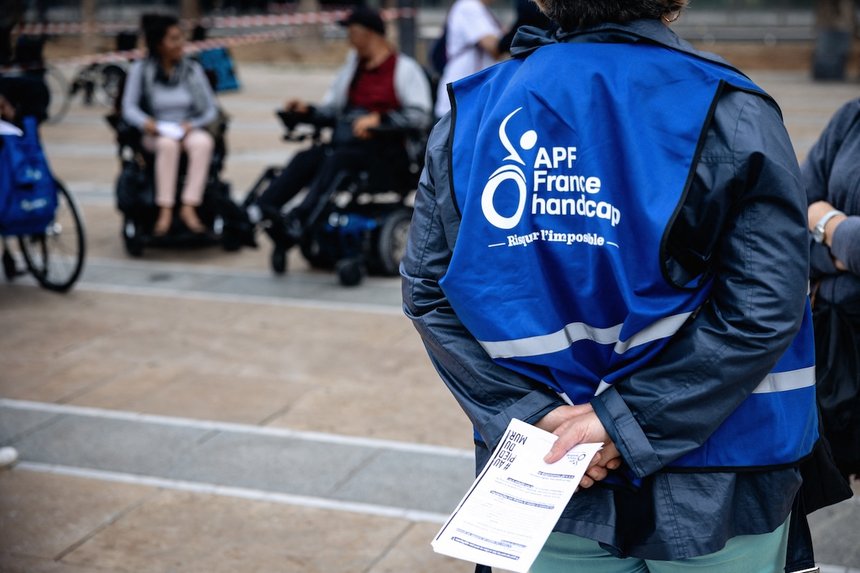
[[299, 234, 336, 269], [122, 216, 144, 257], [374, 208, 413, 276], [43, 65, 72, 125], [19, 182, 86, 292], [336, 257, 365, 287]]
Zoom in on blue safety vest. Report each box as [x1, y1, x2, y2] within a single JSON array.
[[441, 42, 817, 470]]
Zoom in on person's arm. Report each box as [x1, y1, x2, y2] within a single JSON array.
[[386, 56, 432, 130], [829, 215, 860, 275], [449, 1, 501, 60], [402, 114, 564, 450], [312, 52, 357, 124], [578, 92, 810, 478], [121, 61, 151, 130], [801, 99, 860, 277], [187, 61, 218, 130]]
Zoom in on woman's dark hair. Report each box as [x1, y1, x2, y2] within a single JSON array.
[[534, 0, 688, 31], [141, 13, 180, 57]]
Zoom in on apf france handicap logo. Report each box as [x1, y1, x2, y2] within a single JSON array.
[[481, 108, 537, 230]]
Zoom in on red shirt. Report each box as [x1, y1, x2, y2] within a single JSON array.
[[348, 53, 400, 115]]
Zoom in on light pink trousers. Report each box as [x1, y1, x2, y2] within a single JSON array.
[[143, 129, 214, 208]]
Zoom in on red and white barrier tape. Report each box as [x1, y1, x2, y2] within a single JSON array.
[[51, 27, 306, 67], [15, 8, 415, 37]]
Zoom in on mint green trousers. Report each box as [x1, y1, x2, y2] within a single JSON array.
[[530, 518, 789, 573]]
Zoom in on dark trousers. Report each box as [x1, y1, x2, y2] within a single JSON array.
[[255, 140, 407, 246]]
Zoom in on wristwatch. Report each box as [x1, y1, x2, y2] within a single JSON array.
[[812, 209, 844, 244]]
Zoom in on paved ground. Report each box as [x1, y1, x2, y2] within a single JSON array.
[[2, 58, 859, 572]]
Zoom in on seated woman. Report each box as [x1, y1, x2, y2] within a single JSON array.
[[804, 97, 860, 482], [122, 13, 218, 236]]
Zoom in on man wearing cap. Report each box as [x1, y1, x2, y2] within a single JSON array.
[[246, 6, 432, 274]]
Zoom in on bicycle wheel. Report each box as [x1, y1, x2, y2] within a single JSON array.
[[43, 65, 72, 125], [19, 182, 86, 292]]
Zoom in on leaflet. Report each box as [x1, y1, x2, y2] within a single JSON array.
[[432, 419, 602, 573], [156, 121, 185, 140]]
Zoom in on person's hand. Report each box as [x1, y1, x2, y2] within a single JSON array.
[[143, 117, 158, 136], [181, 121, 193, 138], [352, 112, 381, 139], [285, 99, 309, 114], [539, 403, 623, 489], [809, 200, 849, 265], [0, 94, 15, 122]]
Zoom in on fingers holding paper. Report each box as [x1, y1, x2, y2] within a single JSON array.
[[541, 404, 622, 488]]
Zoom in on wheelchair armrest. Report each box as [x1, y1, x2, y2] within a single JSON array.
[[105, 112, 146, 156], [276, 109, 327, 143]]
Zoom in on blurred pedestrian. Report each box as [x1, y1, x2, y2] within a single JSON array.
[[803, 97, 860, 483], [434, 0, 502, 118], [403, 0, 830, 571], [122, 13, 218, 236]]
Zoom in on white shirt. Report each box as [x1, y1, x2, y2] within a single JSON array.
[[435, 0, 501, 117]]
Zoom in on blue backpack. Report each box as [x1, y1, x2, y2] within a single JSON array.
[[0, 116, 58, 236]]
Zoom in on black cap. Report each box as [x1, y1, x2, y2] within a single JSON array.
[[339, 7, 386, 36]]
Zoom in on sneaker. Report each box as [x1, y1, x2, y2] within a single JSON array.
[[271, 244, 287, 275], [0, 446, 19, 469]]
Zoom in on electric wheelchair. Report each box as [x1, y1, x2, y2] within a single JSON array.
[[105, 110, 250, 257], [243, 109, 426, 286]]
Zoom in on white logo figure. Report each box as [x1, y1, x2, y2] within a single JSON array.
[[481, 108, 537, 230]]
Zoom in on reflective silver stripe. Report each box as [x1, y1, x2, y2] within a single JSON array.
[[480, 322, 622, 359], [752, 366, 816, 394], [479, 312, 693, 360], [593, 366, 814, 398], [613, 312, 693, 354], [594, 380, 611, 396]]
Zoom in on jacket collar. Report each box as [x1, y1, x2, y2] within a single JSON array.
[[510, 18, 743, 75]]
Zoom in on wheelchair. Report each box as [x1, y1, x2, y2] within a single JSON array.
[[243, 110, 426, 286], [1, 116, 86, 292], [105, 111, 249, 257]]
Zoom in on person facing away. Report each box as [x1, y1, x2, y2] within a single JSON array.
[[122, 13, 218, 237], [245, 6, 432, 275], [803, 97, 860, 483], [434, 0, 502, 118], [402, 0, 828, 571]]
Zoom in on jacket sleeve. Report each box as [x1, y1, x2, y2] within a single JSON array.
[[591, 90, 810, 478], [801, 99, 860, 278], [386, 56, 432, 131], [313, 54, 356, 123], [401, 114, 563, 449], [121, 60, 149, 130], [187, 61, 219, 129]]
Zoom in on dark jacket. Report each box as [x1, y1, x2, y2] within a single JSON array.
[[803, 97, 860, 305], [402, 19, 809, 560], [802, 99, 860, 480]]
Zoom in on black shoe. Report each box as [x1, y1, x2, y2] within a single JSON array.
[[271, 244, 287, 275]]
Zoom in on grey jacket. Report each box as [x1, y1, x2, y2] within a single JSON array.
[[122, 57, 218, 131], [402, 20, 809, 560]]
